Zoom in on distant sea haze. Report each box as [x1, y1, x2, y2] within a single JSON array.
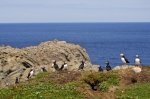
[[0, 23, 150, 67]]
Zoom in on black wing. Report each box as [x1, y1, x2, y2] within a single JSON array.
[[54, 64, 59, 70], [79, 64, 84, 70], [27, 72, 30, 79], [59, 64, 64, 70], [124, 57, 130, 63]]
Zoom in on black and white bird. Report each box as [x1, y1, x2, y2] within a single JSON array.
[[135, 55, 141, 66], [15, 77, 19, 84], [60, 62, 68, 71], [41, 67, 47, 72], [98, 65, 103, 72], [105, 61, 112, 71], [27, 69, 34, 79], [52, 60, 59, 71], [78, 61, 85, 70], [120, 53, 130, 64]]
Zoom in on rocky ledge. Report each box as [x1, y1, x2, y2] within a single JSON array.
[[0, 40, 92, 87]]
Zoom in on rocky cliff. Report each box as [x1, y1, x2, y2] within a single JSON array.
[[0, 40, 92, 87]]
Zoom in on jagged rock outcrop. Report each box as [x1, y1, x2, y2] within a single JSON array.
[[23, 40, 91, 70], [0, 40, 92, 87]]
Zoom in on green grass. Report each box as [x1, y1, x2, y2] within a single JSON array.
[[116, 83, 150, 99], [0, 68, 150, 99], [0, 83, 83, 99], [0, 71, 120, 99], [0, 72, 84, 99]]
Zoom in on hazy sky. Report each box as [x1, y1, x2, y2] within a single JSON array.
[[0, 0, 150, 23]]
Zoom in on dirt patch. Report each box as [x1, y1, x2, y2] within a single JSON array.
[[47, 71, 82, 84], [77, 85, 116, 99], [77, 84, 101, 99], [119, 67, 150, 86]]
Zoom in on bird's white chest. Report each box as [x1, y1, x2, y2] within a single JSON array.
[[30, 71, 34, 76], [51, 63, 54, 67], [121, 57, 126, 63], [135, 58, 140, 64], [64, 64, 68, 69]]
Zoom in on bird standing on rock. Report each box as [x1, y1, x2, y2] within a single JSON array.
[[78, 61, 85, 70], [135, 55, 141, 66], [120, 53, 130, 65], [105, 61, 112, 71], [60, 62, 68, 71], [15, 77, 19, 84], [98, 65, 103, 72], [27, 69, 34, 79], [52, 60, 59, 71], [41, 67, 47, 72]]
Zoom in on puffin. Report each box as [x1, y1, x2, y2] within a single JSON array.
[[78, 61, 85, 70], [60, 62, 68, 71], [135, 55, 141, 66], [120, 53, 130, 64], [52, 60, 59, 71], [15, 77, 19, 84], [41, 67, 47, 72], [105, 61, 112, 71], [27, 69, 34, 79], [98, 65, 103, 72]]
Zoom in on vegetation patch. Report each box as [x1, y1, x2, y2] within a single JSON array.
[[0, 79, 83, 99], [0, 67, 150, 99], [116, 83, 150, 99], [82, 71, 119, 91]]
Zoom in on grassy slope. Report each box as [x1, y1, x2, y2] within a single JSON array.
[[0, 67, 150, 99], [116, 83, 150, 99], [0, 72, 84, 99]]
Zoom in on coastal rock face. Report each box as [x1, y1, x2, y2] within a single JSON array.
[[23, 40, 91, 70], [0, 40, 92, 87]]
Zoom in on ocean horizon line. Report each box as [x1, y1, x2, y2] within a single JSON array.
[[0, 22, 150, 24]]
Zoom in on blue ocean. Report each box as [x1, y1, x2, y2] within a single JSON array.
[[0, 23, 150, 67]]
